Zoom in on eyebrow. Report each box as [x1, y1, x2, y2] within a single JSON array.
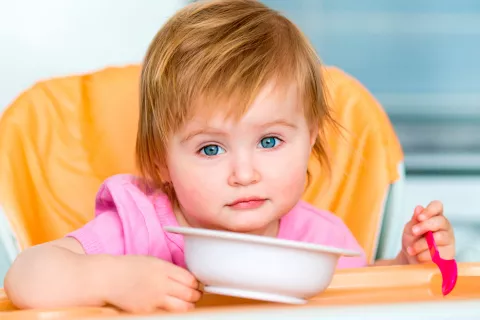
[[180, 128, 227, 144], [258, 119, 298, 130], [180, 119, 297, 144]]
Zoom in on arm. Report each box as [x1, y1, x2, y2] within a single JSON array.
[[4, 237, 113, 309], [3, 175, 196, 312]]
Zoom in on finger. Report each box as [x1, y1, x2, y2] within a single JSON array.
[[404, 206, 425, 236], [410, 231, 451, 255], [416, 244, 456, 263], [167, 281, 202, 303], [418, 200, 443, 221], [414, 205, 424, 218], [438, 245, 456, 260], [162, 295, 196, 312], [166, 265, 199, 289], [412, 215, 449, 236], [416, 249, 432, 263]]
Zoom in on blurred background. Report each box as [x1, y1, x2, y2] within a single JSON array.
[[1, 0, 479, 285]]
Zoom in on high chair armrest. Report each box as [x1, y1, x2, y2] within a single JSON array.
[[376, 161, 407, 260], [0, 205, 20, 286]]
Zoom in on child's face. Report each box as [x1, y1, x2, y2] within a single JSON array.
[[166, 81, 316, 235]]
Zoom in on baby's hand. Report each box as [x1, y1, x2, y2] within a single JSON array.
[[401, 200, 455, 264], [105, 255, 202, 313]]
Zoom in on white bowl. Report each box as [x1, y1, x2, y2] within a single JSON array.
[[164, 226, 361, 304]]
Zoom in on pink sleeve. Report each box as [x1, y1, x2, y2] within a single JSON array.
[[67, 174, 173, 262], [68, 210, 125, 255]]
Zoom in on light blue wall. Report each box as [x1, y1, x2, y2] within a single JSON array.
[[262, 0, 480, 116]]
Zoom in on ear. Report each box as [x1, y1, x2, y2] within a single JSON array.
[[309, 123, 319, 148]]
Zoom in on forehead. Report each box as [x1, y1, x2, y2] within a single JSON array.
[[245, 80, 300, 119], [187, 80, 303, 129]]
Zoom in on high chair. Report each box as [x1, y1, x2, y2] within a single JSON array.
[[0, 65, 404, 279]]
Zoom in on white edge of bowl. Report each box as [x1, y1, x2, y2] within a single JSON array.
[[164, 226, 361, 257]]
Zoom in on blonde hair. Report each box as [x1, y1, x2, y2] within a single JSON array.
[[136, 0, 333, 199]]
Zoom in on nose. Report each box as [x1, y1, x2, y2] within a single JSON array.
[[228, 154, 260, 187]]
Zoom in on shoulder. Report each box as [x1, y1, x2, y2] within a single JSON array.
[[279, 200, 357, 248], [95, 174, 170, 211], [68, 174, 176, 259], [94, 173, 176, 233], [96, 173, 153, 197], [279, 200, 367, 268], [282, 200, 349, 231]]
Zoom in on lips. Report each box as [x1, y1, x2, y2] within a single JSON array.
[[227, 197, 266, 210]]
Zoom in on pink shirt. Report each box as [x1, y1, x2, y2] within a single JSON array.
[[68, 174, 367, 269]]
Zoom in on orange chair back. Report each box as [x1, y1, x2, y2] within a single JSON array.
[[0, 65, 403, 263]]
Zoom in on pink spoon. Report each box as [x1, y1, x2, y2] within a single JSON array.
[[426, 230, 458, 296]]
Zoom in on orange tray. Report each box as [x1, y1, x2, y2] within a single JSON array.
[[1, 262, 480, 319]]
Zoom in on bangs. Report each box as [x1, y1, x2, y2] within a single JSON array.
[[154, 7, 322, 132], [187, 66, 304, 124]]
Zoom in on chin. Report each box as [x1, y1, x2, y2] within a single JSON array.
[[192, 216, 267, 234], [225, 224, 265, 234], [221, 217, 276, 235]]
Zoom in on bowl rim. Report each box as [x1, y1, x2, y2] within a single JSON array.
[[164, 226, 361, 256]]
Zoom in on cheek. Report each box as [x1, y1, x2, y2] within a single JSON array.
[[167, 158, 226, 218], [277, 157, 308, 194], [263, 142, 310, 196]]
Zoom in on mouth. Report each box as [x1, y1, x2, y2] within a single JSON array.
[[227, 197, 266, 210]]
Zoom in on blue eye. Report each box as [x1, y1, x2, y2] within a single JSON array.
[[200, 144, 225, 156], [259, 137, 280, 149]]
